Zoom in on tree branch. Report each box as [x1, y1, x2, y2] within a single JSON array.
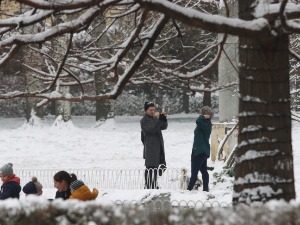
[[41, 33, 73, 93], [161, 33, 226, 79], [0, 6, 104, 47], [15, 0, 121, 10], [134, 0, 270, 37], [0, 44, 21, 68]]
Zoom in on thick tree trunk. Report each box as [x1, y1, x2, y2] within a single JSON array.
[[24, 47, 44, 122], [203, 91, 211, 108], [94, 71, 113, 122], [93, 15, 113, 122], [95, 100, 112, 121], [94, 71, 112, 122], [234, 0, 295, 204]]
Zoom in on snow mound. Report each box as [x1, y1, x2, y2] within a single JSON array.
[[51, 115, 77, 130], [95, 118, 116, 130], [21, 114, 45, 129]]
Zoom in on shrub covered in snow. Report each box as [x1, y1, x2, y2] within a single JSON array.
[[0, 197, 300, 225], [0, 99, 26, 117], [212, 168, 234, 185], [0, 89, 219, 117]]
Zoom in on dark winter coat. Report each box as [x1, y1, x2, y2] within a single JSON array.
[[55, 188, 71, 200], [140, 114, 168, 167], [0, 174, 21, 200], [192, 115, 212, 157]]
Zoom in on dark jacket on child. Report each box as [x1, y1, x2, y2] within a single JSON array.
[[55, 188, 71, 200], [0, 174, 21, 200]]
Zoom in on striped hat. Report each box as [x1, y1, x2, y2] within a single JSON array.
[[70, 180, 84, 190]]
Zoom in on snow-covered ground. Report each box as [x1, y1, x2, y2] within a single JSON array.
[[0, 114, 299, 205]]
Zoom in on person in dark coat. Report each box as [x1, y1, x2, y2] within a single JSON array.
[[140, 101, 168, 189], [23, 176, 43, 196], [53, 171, 76, 200], [0, 163, 21, 200], [187, 106, 214, 192]]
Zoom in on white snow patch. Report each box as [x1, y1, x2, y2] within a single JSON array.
[[234, 172, 293, 185], [236, 149, 280, 163]]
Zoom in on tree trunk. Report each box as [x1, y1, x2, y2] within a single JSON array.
[[93, 15, 113, 122], [218, 1, 239, 123], [22, 4, 45, 122], [51, 15, 72, 122], [233, 0, 295, 204], [94, 71, 112, 122], [24, 47, 44, 122], [296, 78, 300, 112], [55, 86, 71, 122], [95, 100, 112, 121], [182, 92, 189, 113], [202, 91, 211, 108]]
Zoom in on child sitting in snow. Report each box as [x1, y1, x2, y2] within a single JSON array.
[[0, 163, 21, 200], [23, 176, 43, 196], [69, 179, 98, 201]]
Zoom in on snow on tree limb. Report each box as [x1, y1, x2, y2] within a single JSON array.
[[0, 7, 103, 47], [0, 0, 299, 105], [135, 0, 271, 36], [0, 10, 53, 28], [41, 33, 74, 94], [0, 14, 169, 101], [15, 0, 121, 10], [159, 34, 226, 79]]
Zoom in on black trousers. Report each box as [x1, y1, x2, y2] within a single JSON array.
[[144, 144, 166, 189], [144, 167, 158, 189], [187, 153, 209, 191]]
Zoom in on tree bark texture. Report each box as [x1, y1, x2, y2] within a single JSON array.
[[24, 46, 44, 121], [182, 92, 190, 113], [93, 15, 113, 122], [203, 91, 211, 108], [55, 86, 71, 122], [233, 0, 295, 204]]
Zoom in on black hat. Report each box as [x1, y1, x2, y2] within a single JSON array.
[[70, 180, 84, 190], [23, 181, 38, 195], [144, 102, 155, 111]]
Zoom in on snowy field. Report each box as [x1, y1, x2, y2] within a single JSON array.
[[0, 114, 299, 205]]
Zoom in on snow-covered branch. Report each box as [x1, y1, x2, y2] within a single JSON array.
[[189, 81, 238, 92], [135, 0, 271, 37], [0, 10, 53, 28], [160, 34, 226, 79], [15, 0, 122, 10], [0, 7, 103, 47]]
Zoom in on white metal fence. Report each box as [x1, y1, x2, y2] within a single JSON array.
[[16, 168, 182, 190], [115, 199, 232, 209]]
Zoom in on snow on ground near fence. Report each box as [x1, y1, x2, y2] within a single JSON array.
[[0, 114, 299, 205]]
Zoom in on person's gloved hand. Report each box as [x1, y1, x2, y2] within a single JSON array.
[[159, 113, 167, 121]]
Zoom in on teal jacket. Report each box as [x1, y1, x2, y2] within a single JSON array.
[[192, 115, 212, 157]]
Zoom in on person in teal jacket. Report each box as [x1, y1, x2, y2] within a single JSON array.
[[187, 106, 214, 192]]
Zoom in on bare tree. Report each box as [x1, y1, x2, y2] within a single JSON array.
[[0, 0, 299, 203]]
